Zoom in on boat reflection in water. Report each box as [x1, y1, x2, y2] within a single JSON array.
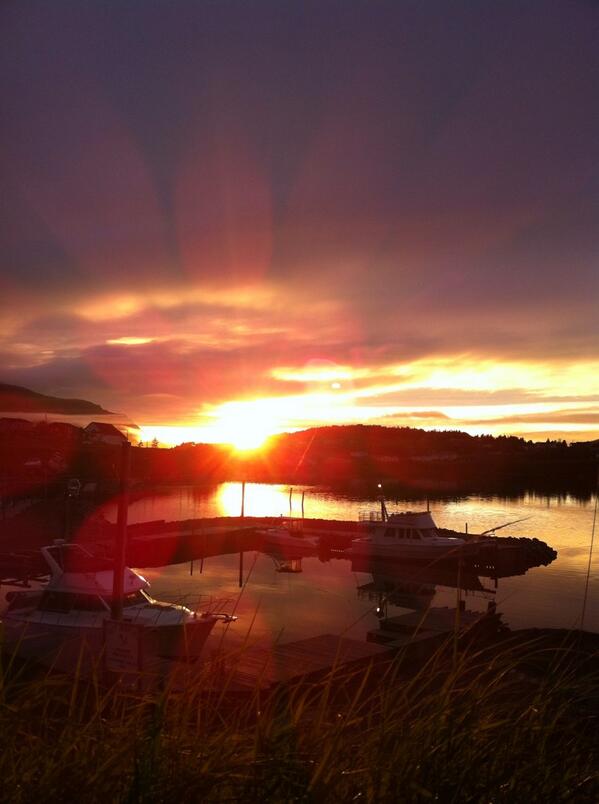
[[349, 527, 557, 641], [352, 555, 494, 614]]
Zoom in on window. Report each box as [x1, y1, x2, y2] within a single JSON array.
[[71, 594, 108, 611], [384, 527, 396, 539], [101, 590, 149, 608], [39, 591, 73, 613], [123, 590, 148, 607], [7, 592, 43, 612], [44, 546, 65, 570]]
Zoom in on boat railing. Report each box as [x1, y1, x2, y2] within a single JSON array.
[[359, 510, 384, 522], [23, 594, 235, 628], [27, 608, 105, 629], [152, 592, 235, 615]]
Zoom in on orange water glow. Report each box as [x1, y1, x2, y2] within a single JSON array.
[[218, 483, 293, 518]]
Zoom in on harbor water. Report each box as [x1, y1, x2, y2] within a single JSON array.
[[97, 484, 599, 649]]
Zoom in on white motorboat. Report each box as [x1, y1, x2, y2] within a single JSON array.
[[351, 510, 475, 562], [1, 540, 234, 664], [257, 525, 319, 558]]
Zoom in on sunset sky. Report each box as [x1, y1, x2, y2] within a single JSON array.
[[1, 1, 598, 446]]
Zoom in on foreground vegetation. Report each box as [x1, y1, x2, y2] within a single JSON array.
[[1, 632, 598, 803]]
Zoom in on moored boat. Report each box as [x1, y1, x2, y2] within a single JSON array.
[[351, 510, 479, 562], [1, 540, 235, 664], [257, 525, 319, 558]]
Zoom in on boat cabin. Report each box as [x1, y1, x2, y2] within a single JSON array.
[[5, 541, 154, 616], [373, 511, 444, 543], [382, 526, 427, 541], [6, 588, 150, 614]]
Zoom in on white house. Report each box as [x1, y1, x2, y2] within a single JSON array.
[[84, 422, 129, 446]]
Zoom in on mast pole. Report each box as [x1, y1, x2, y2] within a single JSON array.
[[111, 440, 131, 621]]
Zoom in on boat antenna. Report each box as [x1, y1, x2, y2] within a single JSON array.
[[480, 515, 531, 536], [377, 489, 388, 523]]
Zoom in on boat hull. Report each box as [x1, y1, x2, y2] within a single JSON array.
[[1, 614, 218, 667], [350, 541, 475, 562]]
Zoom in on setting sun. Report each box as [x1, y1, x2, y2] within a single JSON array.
[[207, 400, 278, 451], [216, 419, 271, 451], [138, 400, 280, 449]]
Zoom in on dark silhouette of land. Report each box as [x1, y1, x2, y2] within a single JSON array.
[[134, 424, 598, 500], [0, 383, 112, 414], [1, 420, 597, 510]]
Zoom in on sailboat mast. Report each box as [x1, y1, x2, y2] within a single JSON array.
[[111, 440, 131, 620]]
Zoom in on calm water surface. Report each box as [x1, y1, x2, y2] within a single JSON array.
[[101, 483, 599, 652]]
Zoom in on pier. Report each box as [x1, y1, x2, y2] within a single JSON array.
[[0, 513, 557, 587]]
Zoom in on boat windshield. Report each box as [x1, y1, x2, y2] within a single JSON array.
[[99, 589, 150, 608], [45, 544, 113, 573], [383, 527, 423, 540], [38, 591, 108, 612], [6, 591, 44, 612], [36, 589, 149, 612]]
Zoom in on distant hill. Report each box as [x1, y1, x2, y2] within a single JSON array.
[[0, 383, 112, 414], [131, 423, 597, 496], [266, 424, 531, 457]]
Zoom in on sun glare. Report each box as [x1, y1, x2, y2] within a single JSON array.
[[208, 401, 278, 451], [220, 422, 270, 451], [138, 400, 280, 449], [137, 355, 599, 449]]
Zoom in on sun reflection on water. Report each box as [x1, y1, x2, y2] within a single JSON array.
[[217, 482, 294, 517]]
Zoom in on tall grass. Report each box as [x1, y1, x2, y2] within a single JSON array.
[[1, 631, 598, 803]]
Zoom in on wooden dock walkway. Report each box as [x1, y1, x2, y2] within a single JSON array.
[[366, 606, 500, 655], [215, 634, 390, 691], [379, 606, 484, 634]]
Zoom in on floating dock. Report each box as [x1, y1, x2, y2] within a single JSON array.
[[0, 514, 556, 586], [367, 605, 501, 656]]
